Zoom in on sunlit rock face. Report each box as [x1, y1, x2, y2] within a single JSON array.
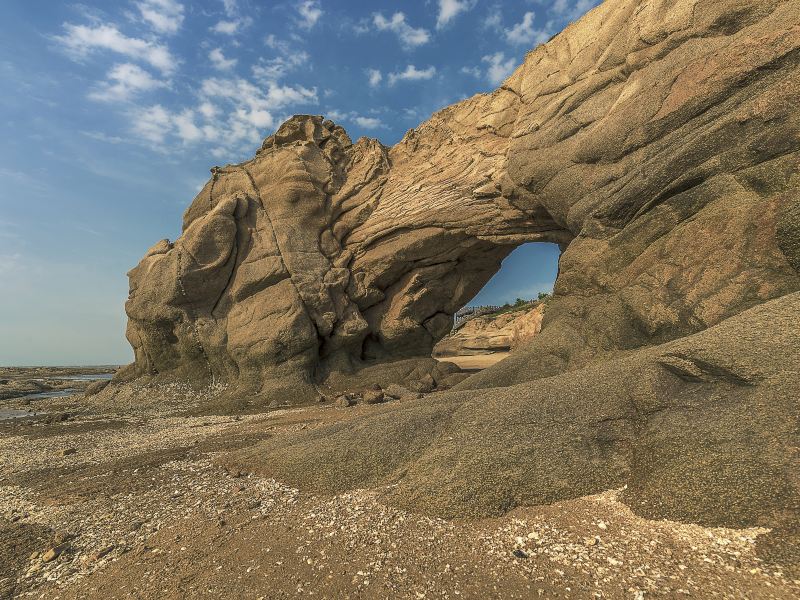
[[122, 112, 569, 400], [120, 0, 799, 402]]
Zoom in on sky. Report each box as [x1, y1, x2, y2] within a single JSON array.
[[0, 0, 598, 366]]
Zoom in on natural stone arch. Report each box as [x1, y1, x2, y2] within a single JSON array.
[[122, 106, 573, 403], [116, 0, 800, 408]]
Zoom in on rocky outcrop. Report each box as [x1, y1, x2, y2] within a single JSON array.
[[433, 303, 545, 356], [109, 0, 800, 566], [115, 0, 799, 408], [228, 290, 800, 553]]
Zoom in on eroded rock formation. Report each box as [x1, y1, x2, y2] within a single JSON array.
[[118, 0, 799, 409], [120, 94, 570, 401], [110, 0, 800, 565], [432, 303, 546, 357]]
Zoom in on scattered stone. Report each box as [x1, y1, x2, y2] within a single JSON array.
[[42, 545, 65, 563], [335, 395, 354, 408], [89, 545, 115, 562], [406, 374, 436, 394], [362, 388, 385, 404], [384, 384, 413, 399], [512, 548, 529, 559], [61, 448, 77, 456]]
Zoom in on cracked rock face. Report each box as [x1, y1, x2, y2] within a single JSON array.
[[120, 0, 799, 404]]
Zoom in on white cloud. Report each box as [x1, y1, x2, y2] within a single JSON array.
[[253, 38, 309, 81], [506, 11, 549, 46], [221, 0, 238, 17], [483, 52, 516, 84], [135, 0, 184, 35], [354, 115, 384, 129], [265, 34, 289, 53], [209, 47, 237, 71], [173, 109, 203, 142], [352, 20, 371, 35], [326, 109, 346, 121], [80, 130, 127, 144], [88, 62, 166, 102], [198, 101, 218, 119], [387, 65, 436, 86], [462, 52, 518, 85], [366, 68, 382, 88], [297, 1, 323, 30], [130, 104, 173, 144], [436, 0, 473, 29], [373, 12, 430, 49], [327, 110, 385, 130], [126, 77, 318, 152], [55, 23, 178, 74], [200, 77, 315, 107], [460, 65, 482, 78], [484, 6, 503, 32], [211, 20, 241, 35], [200, 77, 316, 141]]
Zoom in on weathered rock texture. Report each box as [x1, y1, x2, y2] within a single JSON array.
[[118, 0, 799, 405], [228, 291, 800, 561], [433, 303, 546, 356], [114, 0, 800, 563]]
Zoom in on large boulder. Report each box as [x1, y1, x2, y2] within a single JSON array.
[[112, 0, 799, 410]]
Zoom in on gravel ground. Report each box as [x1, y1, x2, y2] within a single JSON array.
[[1, 391, 798, 599]]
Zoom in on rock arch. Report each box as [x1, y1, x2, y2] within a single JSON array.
[[122, 107, 572, 402], [118, 0, 799, 406]]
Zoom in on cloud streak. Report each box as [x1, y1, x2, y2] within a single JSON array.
[[327, 110, 386, 130], [387, 65, 436, 86], [373, 12, 430, 49], [128, 77, 318, 154], [209, 47, 237, 71], [436, 0, 474, 29], [135, 0, 185, 35], [297, 1, 323, 29], [88, 62, 166, 102], [55, 23, 178, 74], [506, 11, 550, 46]]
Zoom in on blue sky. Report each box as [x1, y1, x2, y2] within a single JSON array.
[[0, 0, 597, 366]]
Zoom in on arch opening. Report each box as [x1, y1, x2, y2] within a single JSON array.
[[431, 242, 561, 372]]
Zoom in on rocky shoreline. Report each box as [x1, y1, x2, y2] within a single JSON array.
[[0, 367, 116, 405]]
